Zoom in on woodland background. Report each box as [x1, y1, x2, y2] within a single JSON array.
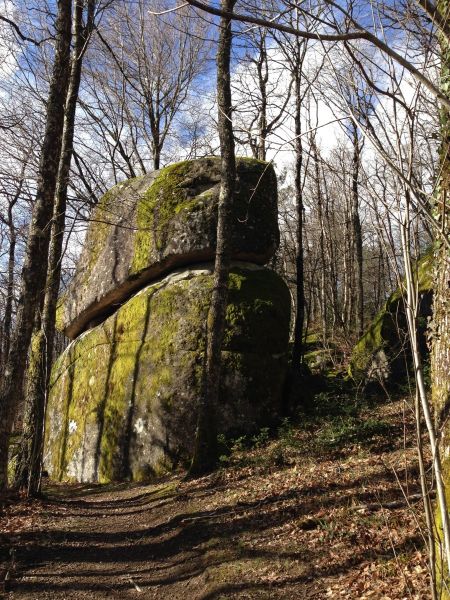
[[0, 0, 449, 598]]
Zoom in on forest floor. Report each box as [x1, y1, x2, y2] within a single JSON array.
[[0, 390, 432, 599]]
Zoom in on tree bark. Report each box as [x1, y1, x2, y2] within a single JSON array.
[[351, 123, 364, 338], [189, 0, 236, 476], [1, 179, 23, 370], [14, 0, 95, 496], [432, 0, 450, 587], [0, 0, 73, 491], [291, 67, 305, 368], [153, 140, 161, 171], [311, 140, 327, 340], [256, 31, 268, 161]]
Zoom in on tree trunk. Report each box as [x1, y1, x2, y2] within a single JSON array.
[[312, 141, 327, 340], [351, 124, 364, 338], [0, 0, 73, 491], [14, 0, 95, 496], [15, 0, 95, 496], [256, 32, 268, 161], [153, 145, 161, 171], [1, 166, 27, 372], [189, 0, 236, 477], [291, 68, 304, 368], [2, 193, 19, 369], [342, 186, 353, 331], [432, 1, 450, 589]]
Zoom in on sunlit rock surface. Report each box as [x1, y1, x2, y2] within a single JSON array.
[[45, 264, 290, 482], [58, 157, 279, 339], [349, 253, 433, 385]]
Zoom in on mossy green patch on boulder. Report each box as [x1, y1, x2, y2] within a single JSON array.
[[44, 263, 290, 483], [349, 253, 433, 385], [131, 157, 279, 273], [59, 157, 279, 340]]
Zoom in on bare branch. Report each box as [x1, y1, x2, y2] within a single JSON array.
[[148, 2, 189, 15], [0, 15, 41, 46], [184, 0, 450, 110]]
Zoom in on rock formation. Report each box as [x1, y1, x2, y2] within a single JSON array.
[[58, 157, 280, 339], [44, 157, 291, 482], [349, 252, 432, 386]]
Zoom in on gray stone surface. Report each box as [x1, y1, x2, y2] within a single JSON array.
[[45, 264, 291, 483], [59, 157, 279, 339]]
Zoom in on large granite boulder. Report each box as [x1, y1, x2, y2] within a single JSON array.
[[46, 157, 290, 483], [59, 157, 279, 339], [349, 252, 433, 385], [45, 264, 291, 483]]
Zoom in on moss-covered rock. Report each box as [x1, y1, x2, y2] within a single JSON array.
[[349, 253, 433, 385], [60, 158, 279, 339], [44, 263, 290, 483]]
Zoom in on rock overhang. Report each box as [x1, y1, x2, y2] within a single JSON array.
[[58, 157, 279, 339]]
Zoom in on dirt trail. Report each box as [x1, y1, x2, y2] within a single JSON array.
[[1, 398, 430, 599]]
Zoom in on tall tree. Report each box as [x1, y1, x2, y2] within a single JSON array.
[[276, 13, 309, 373], [275, 3, 324, 388], [232, 24, 291, 161], [431, 0, 450, 588], [14, 0, 97, 496], [189, 0, 236, 476], [79, 0, 209, 177], [0, 161, 27, 370], [0, 0, 73, 490]]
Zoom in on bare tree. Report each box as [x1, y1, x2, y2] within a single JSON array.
[[79, 0, 210, 178], [14, 0, 97, 496], [189, 0, 236, 476], [0, 0, 73, 491], [232, 24, 291, 161]]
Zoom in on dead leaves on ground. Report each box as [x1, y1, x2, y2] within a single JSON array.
[[1, 397, 432, 598], [178, 398, 431, 598]]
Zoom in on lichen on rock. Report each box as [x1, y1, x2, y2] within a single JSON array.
[[46, 157, 290, 484], [59, 157, 279, 339], [44, 264, 291, 483], [349, 252, 433, 385]]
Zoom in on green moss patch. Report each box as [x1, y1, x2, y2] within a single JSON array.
[[45, 265, 290, 484], [58, 158, 279, 337], [349, 252, 433, 383], [131, 157, 278, 274], [86, 178, 144, 281], [224, 267, 291, 354], [131, 161, 196, 272]]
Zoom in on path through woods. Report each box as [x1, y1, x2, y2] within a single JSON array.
[[1, 398, 430, 599]]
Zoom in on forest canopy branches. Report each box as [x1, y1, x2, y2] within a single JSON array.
[[179, 0, 450, 110]]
